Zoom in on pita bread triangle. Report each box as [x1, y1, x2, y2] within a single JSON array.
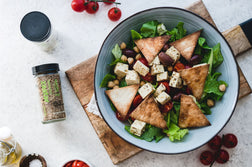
[[179, 63, 209, 101], [105, 85, 139, 119], [170, 30, 202, 61], [130, 95, 167, 129], [134, 35, 171, 64], [178, 94, 210, 128]]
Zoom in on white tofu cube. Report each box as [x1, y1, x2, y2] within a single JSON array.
[[114, 63, 128, 78], [138, 83, 155, 99], [133, 60, 149, 76], [154, 83, 166, 97], [149, 56, 160, 66], [125, 70, 140, 85], [151, 64, 164, 75], [155, 92, 171, 105], [130, 120, 146, 136], [157, 71, 168, 82], [165, 46, 180, 63], [169, 71, 182, 88]]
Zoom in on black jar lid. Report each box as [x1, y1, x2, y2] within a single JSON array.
[[20, 11, 51, 42], [32, 63, 59, 75]]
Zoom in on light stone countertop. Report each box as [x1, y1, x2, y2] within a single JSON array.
[[0, 0, 252, 166]]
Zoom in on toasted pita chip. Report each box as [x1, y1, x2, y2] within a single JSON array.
[[180, 64, 209, 100], [130, 96, 167, 129], [134, 35, 171, 64], [105, 85, 139, 119], [178, 94, 210, 128], [170, 30, 202, 61]]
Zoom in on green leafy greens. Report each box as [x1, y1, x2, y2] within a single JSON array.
[[166, 22, 187, 42], [140, 20, 159, 37], [112, 44, 122, 59], [100, 74, 116, 88]]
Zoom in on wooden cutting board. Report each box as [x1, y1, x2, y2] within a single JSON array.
[[66, 0, 252, 164]]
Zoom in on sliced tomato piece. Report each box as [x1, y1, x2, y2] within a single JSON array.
[[160, 101, 173, 113], [132, 95, 143, 109], [141, 72, 155, 83], [174, 62, 185, 71], [138, 58, 149, 67]]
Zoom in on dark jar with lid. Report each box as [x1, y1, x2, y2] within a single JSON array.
[[32, 63, 66, 123]]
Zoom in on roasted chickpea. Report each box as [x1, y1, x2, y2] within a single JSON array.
[[108, 81, 115, 88], [121, 55, 128, 62], [133, 46, 140, 53], [120, 42, 126, 50], [113, 79, 119, 85], [219, 84, 226, 92], [128, 57, 134, 65], [207, 99, 215, 107], [135, 54, 142, 60]]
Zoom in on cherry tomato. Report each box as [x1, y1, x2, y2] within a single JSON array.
[[158, 81, 170, 94], [174, 62, 185, 71], [208, 135, 222, 150], [160, 101, 173, 113], [200, 151, 214, 165], [132, 95, 143, 109], [72, 160, 79, 167], [141, 72, 155, 83], [71, 0, 86, 12], [85, 1, 99, 14], [215, 149, 229, 164], [223, 133, 238, 148], [103, 0, 115, 5], [138, 58, 149, 67], [108, 7, 122, 21], [116, 111, 128, 121], [77, 161, 89, 167], [64, 161, 73, 167]]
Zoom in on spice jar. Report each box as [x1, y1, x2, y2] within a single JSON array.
[[0, 127, 22, 166], [32, 63, 66, 123], [20, 11, 58, 52]]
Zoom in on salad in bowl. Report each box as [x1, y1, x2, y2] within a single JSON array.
[[100, 20, 228, 143]]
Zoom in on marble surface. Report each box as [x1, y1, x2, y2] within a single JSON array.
[[0, 0, 252, 166]]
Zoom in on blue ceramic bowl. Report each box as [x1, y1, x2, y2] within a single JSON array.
[[94, 7, 239, 154]]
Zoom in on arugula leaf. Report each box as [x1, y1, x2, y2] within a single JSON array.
[[119, 79, 127, 87], [163, 123, 189, 142], [140, 20, 159, 37], [109, 59, 127, 66], [166, 22, 187, 42], [131, 30, 142, 40], [112, 44, 122, 59], [100, 74, 116, 88], [200, 102, 212, 115]]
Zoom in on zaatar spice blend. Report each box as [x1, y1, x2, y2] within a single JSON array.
[[32, 64, 65, 123]]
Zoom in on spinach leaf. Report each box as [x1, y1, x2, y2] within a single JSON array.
[[109, 59, 127, 66], [112, 44, 122, 59], [200, 102, 212, 115], [131, 30, 142, 40], [100, 74, 116, 88], [166, 22, 187, 42], [119, 79, 127, 87], [140, 20, 159, 37], [212, 43, 224, 69], [125, 126, 142, 139]]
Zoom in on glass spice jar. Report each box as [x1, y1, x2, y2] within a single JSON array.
[[32, 63, 66, 123], [20, 11, 58, 52]]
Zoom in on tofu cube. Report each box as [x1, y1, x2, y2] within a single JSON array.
[[151, 64, 164, 75], [130, 120, 146, 136], [165, 46, 180, 63], [133, 60, 149, 76], [169, 71, 182, 88], [149, 56, 160, 66], [154, 83, 166, 97], [155, 92, 171, 105], [125, 70, 140, 85], [157, 71, 168, 82], [138, 83, 155, 99], [114, 63, 128, 78]]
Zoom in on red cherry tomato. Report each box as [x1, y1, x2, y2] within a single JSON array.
[[160, 101, 173, 113], [85, 1, 99, 14], [71, 0, 86, 12], [108, 7, 121, 21], [200, 151, 214, 165], [77, 161, 89, 167], [64, 161, 73, 167], [141, 72, 155, 83], [158, 81, 170, 94], [208, 135, 222, 150], [103, 0, 115, 5], [174, 62, 185, 71], [72, 160, 79, 167], [215, 149, 229, 164], [132, 95, 143, 109], [223, 133, 238, 148], [138, 58, 149, 67], [116, 111, 128, 121]]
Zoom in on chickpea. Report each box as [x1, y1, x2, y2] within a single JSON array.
[[120, 42, 127, 50], [117, 75, 122, 81], [113, 85, 119, 89], [167, 66, 173, 72], [207, 99, 215, 107], [140, 81, 145, 86], [133, 46, 140, 53], [135, 54, 142, 60], [128, 57, 134, 65], [121, 55, 128, 62], [219, 84, 226, 92], [113, 79, 119, 85], [107, 81, 115, 88]]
